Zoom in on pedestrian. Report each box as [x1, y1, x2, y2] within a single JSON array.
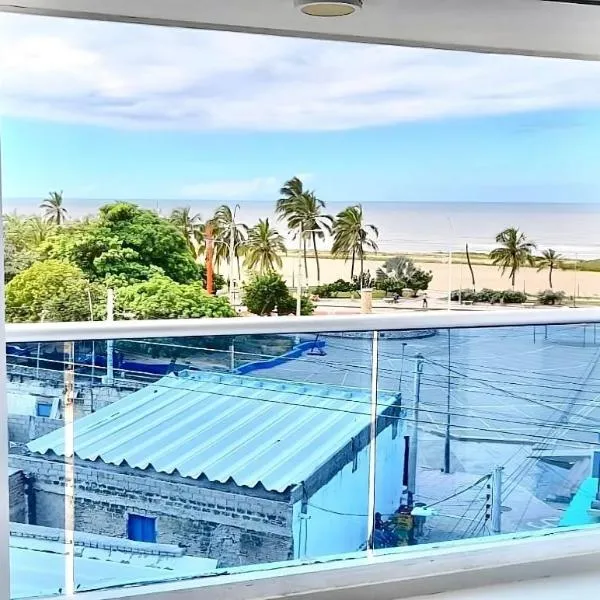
[[422, 293, 428, 309]]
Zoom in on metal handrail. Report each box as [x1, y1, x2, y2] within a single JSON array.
[[5, 307, 600, 343]]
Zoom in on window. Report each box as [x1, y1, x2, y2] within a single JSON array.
[[127, 514, 156, 543], [36, 403, 52, 418]]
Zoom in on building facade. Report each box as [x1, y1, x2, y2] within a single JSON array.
[[10, 370, 406, 567]]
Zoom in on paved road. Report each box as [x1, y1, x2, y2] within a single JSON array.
[[250, 323, 600, 537]]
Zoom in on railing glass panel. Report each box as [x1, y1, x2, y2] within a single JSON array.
[[6, 321, 600, 598]]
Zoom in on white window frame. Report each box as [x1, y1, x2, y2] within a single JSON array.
[[2, 6, 600, 600]]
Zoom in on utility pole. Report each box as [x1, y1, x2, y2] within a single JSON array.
[[397, 342, 407, 399], [491, 466, 504, 534], [63, 339, 75, 595], [106, 289, 114, 385], [296, 225, 303, 317], [205, 222, 214, 295], [87, 287, 96, 384], [444, 330, 451, 474], [229, 204, 240, 308], [407, 354, 424, 508], [36, 311, 47, 380]]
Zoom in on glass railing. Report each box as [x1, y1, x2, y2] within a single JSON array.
[[5, 311, 600, 598]]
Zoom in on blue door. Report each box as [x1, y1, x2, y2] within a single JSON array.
[[127, 514, 156, 542]]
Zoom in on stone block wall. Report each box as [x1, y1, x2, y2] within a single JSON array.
[[9, 454, 294, 567], [9, 469, 27, 523], [8, 415, 64, 444]]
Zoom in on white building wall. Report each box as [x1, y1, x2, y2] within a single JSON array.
[[292, 422, 406, 560]]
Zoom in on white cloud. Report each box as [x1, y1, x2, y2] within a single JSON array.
[[181, 177, 278, 200], [2, 13, 600, 132]]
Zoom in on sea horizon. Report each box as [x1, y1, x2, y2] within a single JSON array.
[[5, 198, 600, 259]]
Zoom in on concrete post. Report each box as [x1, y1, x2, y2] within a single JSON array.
[[361, 288, 373, 314]]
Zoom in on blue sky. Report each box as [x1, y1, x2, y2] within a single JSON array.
[[2, 13, 600, 205]]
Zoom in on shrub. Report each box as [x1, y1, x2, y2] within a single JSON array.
[[244, 272, 315, 316], [501, 290, 527, 304], [450, 288, 527, 304], [450, 289, 477, 302], [117, 276, 235, 319], [538, 289, 566, 305], [376, 257, 432, 295], [277, 295, 315, 316]]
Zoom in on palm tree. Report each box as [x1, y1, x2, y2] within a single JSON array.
[[169, 207, 203, 261], [41, 191, 67, 225], [24, 216, 57, 248], [277, 177, 309, 276], [244, 219, 286, 274], [331, 205, 379, 281], [211, 204, 248, 279], [278, 190, 333, 284], [537, 248, 563, 289], [489, 227, 537, 289]]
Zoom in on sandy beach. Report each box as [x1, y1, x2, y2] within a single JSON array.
[[270, 255, 600, 299]]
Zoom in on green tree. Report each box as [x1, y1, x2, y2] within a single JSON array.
[[375, 256, 432, 296], [331, 205, 379, 280], [169, 207, 203, 260], [43, 202, 200, 285], [489, 227, 537, 289], [243, 272, 314, 316], [116, 276, 235, 320], [4, 215, 37, 281], [41, 191, 68, 225], [279, 191, 332, 284], [4, 238, 35, 283], [277, 178, 332, 282], [24, 216, 57, 248], [244, 219, 286, 275], [210, 204, 248, 278], [6, 260, 104, 322], [536, 249, 563, 289]]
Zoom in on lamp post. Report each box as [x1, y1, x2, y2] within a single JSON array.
[[296, 227, 321, 317]]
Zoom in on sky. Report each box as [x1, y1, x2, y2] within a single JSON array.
[[1, 13, 600, 204]]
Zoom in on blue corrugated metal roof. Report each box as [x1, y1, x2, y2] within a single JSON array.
[[28, 371, 398, 493]]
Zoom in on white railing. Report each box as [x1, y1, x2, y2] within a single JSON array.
[[47, 527, 600, 600], [6, 307, 600, 342], [4, 307, 600, 600]]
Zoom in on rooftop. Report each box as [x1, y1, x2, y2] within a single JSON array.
[[28, 371, 398, 493], [10, 523, 217, 598]]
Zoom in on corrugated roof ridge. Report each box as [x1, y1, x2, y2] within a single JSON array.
[[182, 369, 378, 400]]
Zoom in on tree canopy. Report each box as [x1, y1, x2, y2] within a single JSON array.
[[42, 202, 200, 285], [376, 256, 433, 294], [331, 205, 378, 280], [489, 227, 536, 289], [6, 260, 104, 323], [116, 276, 235, 320], [244, 272, 313, 316]]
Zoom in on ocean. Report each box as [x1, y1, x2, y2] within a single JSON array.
[[5, 199, 600, 259]]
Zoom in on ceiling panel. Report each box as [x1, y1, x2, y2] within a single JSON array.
[[1, 0, 600, 59]]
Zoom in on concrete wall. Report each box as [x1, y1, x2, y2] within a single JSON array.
[[7, 369, 139, 419], [9, 470, 27, 523], [9, 454, 293, 568], [8, 415, 63, 444], [292, 422, 406, 560]]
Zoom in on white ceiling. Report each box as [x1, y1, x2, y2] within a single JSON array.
[[2, 0, 600, 60]]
